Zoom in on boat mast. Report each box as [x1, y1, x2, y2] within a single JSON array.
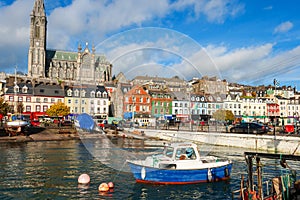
[[14, 66, 17, 114]]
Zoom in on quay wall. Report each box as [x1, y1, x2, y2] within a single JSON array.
[[140, 129, 300, 155]]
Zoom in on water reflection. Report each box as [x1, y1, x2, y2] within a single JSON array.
[[0, 137, 300, 199]]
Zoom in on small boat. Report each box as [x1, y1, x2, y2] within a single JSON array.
[[4, 115, 29, 136], [127, 142, 232, 184]]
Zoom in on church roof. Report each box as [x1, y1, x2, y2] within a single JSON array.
[[46, 50, 78, 62]]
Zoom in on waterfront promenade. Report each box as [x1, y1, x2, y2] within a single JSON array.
[[2, 125, 300, 156]]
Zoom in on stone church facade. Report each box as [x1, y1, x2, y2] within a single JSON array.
[[27, 0, 112, 84]]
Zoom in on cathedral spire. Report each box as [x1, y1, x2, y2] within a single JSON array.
[[28, 0, 47, 78], [31, 0, 46, 17]]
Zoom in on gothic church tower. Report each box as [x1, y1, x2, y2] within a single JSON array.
[[28, 0, 47, 78]]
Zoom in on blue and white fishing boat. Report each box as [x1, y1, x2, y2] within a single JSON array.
[[127, 142, 232, 184]]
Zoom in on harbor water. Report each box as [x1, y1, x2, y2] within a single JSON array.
[[0, 135, 299, 199]]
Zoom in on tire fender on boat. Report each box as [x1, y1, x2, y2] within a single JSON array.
[[207, 168, 212, 182], [141, 167, 146, 180], [224, 167, 229, 177]]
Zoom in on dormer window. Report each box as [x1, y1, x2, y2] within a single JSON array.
[[74, 89, 79, 97], [22, 85, 28, 93], [81, 90, 86, 97], [14, 85, 19, 93], [103, 92, 107, 98], [96, 91, 101, 97], [90, 91, 95, 98], [67, 89, 72, 97]]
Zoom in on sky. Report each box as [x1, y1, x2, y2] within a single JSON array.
[[0, 0, 300, 89]]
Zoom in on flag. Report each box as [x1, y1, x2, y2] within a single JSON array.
[[273, 79, 280, 87]]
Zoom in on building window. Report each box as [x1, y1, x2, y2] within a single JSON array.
[[91, 91, 95, 98], [18, 97, 23, 102], [74, 90, 79, 96], [54, 90, 59, 94], [14, 85, 19, 93], [57, 99, 62, 102], [9, 96, 14, 102], [36, 105, 41, 112], [22, 86, 28, 93], [68, 99, 71, 104], [96, 91, 101, 97], [43, 105, 48, 112], [67, 89, 72, 96], [26, 97, 31, 102], [51, 98, 55, 103], [44, 98, 48, 103], [36, 98, 40, 102], [26, 106, 31, 112]]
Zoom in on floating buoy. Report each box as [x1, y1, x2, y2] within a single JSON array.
[[108, 182, 114, 189], [98, 183, 109, 192], [78, 174, 90, 184]]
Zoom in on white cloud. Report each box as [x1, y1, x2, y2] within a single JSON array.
[[204, 43, 300, 85], [274, 21, 293, 34], [171, 0, 244, 24]]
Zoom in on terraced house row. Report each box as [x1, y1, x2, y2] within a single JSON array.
[[1, 74, 300, 126]]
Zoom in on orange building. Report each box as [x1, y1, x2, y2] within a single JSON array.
[[123, 85, 151, 119]]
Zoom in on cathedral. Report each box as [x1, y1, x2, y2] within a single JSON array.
[[27, 0, 112, 84]]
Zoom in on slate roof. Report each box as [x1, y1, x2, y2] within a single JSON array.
[[34, 84, 65, 97], [64, 85, 107, 98]]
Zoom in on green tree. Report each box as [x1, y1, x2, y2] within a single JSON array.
[[213, 109, 235, 122], [0, 97, 11, 116], [46, 102, 70, 117]]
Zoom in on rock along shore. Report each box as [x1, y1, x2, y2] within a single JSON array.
[[0, 127, 79, 143]]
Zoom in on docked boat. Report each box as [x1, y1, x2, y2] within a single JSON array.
[[232, 152, 300, 200], [127, 142, 232, 184], [4, 115, 29, 136]]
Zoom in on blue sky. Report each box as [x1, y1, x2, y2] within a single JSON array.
[[0, 0, 300, 88]]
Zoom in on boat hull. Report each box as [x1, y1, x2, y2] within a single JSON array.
[[127, 162, 232, 184]]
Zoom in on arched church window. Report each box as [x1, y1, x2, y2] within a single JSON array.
[[60, 68, 64, 78], [81, 54, 92, 80], [35, 21, 40, 38], [66, 68, 71, 79], [52, 68, 57, 78]]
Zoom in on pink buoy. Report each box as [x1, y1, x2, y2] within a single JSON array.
[[78, 174, 90, 184], [98, 182, 109, 192], [108, 182, 114, 188]]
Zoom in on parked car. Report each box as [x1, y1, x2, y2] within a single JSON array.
[[230, 122, 269, 134]]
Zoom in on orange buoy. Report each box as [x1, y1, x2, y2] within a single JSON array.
[[78, 174, 90, 184], [98, 183, 109, 192], [108, 182, 114, 188]]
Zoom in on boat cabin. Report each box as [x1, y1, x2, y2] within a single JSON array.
[[163, 142, 200, 161]]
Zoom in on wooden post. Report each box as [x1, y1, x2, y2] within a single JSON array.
[[256, 156, 263, 199], [247, 155, 253, 192]]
